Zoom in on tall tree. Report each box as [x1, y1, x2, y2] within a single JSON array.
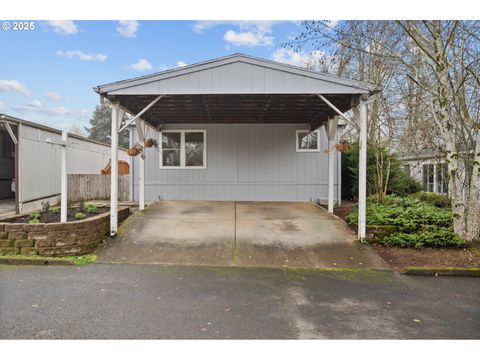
[[397, 20, 480, 241], [85, 104, 129, 148], [287, 20, 480, 241]]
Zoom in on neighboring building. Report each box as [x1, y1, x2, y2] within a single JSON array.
[[399, 148, 448, 194], [0, 114, 130, 215]]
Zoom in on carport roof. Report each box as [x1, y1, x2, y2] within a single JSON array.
[[94, 53, 378, 129]]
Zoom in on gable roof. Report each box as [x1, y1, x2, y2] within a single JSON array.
[[95, 53, 378, 96]]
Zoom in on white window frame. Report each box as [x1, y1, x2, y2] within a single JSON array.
[[159, 129, 207, 169], [295, 129, 321, 152]]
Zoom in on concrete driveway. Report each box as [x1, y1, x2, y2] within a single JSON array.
[[96, 201, 388, 269]]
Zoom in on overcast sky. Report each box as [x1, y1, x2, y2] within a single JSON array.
[[0, 20, 318, 131]]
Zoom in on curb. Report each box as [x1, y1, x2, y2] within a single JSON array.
[[401, 267, 480, 277], [0, 258, 75, 266]]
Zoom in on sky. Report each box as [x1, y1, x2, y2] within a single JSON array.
[[0, 20, 320, 133]]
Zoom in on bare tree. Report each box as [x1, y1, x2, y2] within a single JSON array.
[[287, 20, 480, 241], [397, 20, 480, 241]]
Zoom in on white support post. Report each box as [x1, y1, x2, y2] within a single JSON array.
[[358, 101, 368, 240], [325, 116, 339, 214], [110, 103, 124, 236], [139, 119, 146, 211], [60, 131, 68, 223]]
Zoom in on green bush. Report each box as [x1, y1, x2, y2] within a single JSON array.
[[341, 142, 422, 200], [408, 192, 451, 208], [74, 212, 87, 220], [51, 207, 60, 214], [347, 194, 462, 248], [30, 212, 40, 220], [28, 218, 40, 224], [85, 204, 98, 213]]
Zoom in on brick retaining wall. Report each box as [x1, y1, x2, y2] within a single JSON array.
[[0, 207, 130, 257]]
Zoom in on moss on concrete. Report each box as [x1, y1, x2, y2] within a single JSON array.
[[0, 254, 97, 266]]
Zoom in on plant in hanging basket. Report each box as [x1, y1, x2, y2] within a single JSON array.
[[127, 143, 144, 157], [144, 138, 158, 148], [335, 141, 350, 152]]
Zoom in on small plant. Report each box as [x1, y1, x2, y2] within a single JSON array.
[[30, 212, 41, 220], [51, 207, 60, 214], [75, 212, 86, 220], [85, 203, 98, 213], [41, 200, 50, 213], [28, 218, 40, 224], [78, 201, 86, 212]]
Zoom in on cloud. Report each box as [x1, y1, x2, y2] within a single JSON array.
[[0, 101, 5, 111], [176, 60, 187, 67], [192, 20, 277, 34], [0, 80, 31, 96], [44, 91, 63, 101], [29, 100, 43, 109], [13, 102, 90, 118], [272, 49, 326, 69], [116, 20, 139, 38], [56, 50, 107, 62], [131, 58, 152, 71], [192, 21, 278, 48], [46, 20, 78, 35], [224, 30, 273, 47]]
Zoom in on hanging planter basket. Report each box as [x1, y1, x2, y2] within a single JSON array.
[[144, 138, 158, 148], [127, 143, 144, 157], [335, 141, 350, 153]]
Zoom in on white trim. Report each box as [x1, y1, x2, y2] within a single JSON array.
[[159, 129, 207, 169], [295, 129, 321, 152]]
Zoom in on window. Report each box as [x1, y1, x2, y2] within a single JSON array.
[[423, 162, 448, 193], [160, 130, 206, 168], [296, 130, 320, 152], [403, 164, 411, 177], [423, 164, 435, 192]]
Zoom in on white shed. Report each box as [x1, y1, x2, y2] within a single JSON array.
[[0, 114, 129, 215]]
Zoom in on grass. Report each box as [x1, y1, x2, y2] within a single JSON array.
[[0, 254, 97, 266]]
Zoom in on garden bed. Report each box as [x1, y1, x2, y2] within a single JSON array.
[[10, 206, 109, 223], [372, 243, 480, 271], [0, 207, 130, 257]]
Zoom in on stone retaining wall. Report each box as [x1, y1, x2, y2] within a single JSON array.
[[0, 207, 130, 257]]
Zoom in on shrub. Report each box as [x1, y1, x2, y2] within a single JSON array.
[[408, 192, 451, 208], [85, 204, 98, 213], [51, 207, 60, 214], [341, 142, 422, 200], [30, 212, 41, 220], [28, 218, 40, 224], [347, 194, 462, 248], [41, 200, 50, 213], [75, 212, 87, 220]]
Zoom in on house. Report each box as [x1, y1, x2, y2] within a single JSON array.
[[0, 114, 130, 216], [94, 53, 378, 239], [399, 148, 448, 194]]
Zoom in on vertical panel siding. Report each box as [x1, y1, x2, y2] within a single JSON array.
[[19, 124, 129, 204], [135, 123, 339, 202]]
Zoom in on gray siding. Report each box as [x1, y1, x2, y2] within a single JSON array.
[[110, 61, 368, 96], [133, 123, 339, 202], [18, 123, 129, 205]]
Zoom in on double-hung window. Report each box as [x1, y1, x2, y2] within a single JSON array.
[[160, 130, 206, 169], [296, 130, 320, 152]]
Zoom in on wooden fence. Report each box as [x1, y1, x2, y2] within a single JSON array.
[[68, 174, 129, 202]]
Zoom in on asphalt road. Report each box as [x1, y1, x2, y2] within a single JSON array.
[[0, 264, 479, 339]]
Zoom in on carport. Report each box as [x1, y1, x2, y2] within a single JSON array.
[[94, 54, 378, 240]]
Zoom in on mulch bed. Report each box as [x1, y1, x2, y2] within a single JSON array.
[[9, 207, 109, 223], [329, 201, 480, 270], [318, 201, 355, 222], [371, 243, 480, 270]]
